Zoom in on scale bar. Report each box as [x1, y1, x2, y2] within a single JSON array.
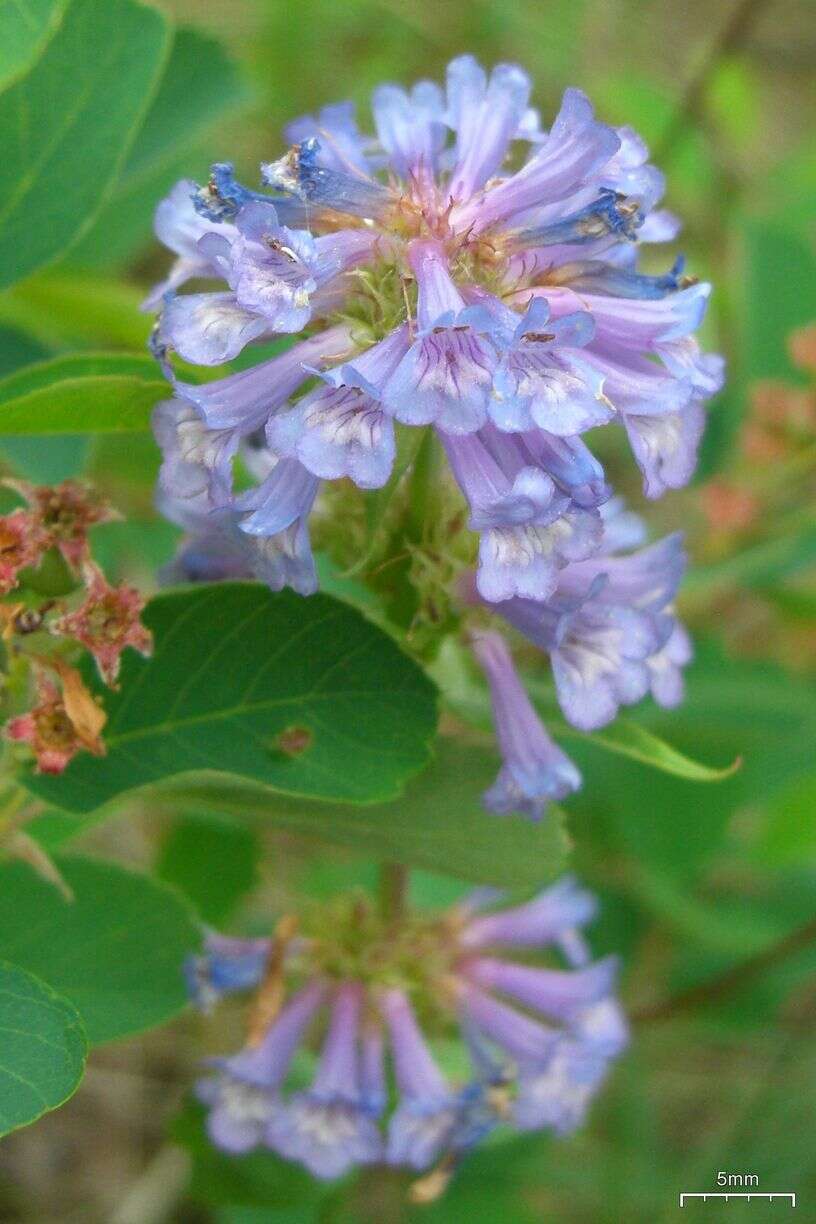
[[679, 1193, 796, 1207]]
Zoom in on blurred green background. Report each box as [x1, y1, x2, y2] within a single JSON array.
[[1, 0, 816, 1220]]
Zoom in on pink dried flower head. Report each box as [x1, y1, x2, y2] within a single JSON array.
[[0, 510, 45, 594], [5, 479, 120, 572], [50, 563, 153, 687], [699, 480, 760, 534], [788, 323, 816, 375], [6, 667, 105, 774]]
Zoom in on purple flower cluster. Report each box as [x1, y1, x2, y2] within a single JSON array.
[[189, 878, 625, 1183], [469, 497, 692, 818], [146, 56, 721, 818]]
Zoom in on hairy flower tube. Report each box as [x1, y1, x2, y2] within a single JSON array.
[[186, 877, 626, 1191], [146, 55, 722, 819]]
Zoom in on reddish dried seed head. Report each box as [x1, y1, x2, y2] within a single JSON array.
[[6, 672, 105, 775], [0, 510, 45, 594], [5, 479, 119, 572], [50, 564, 152, 688]]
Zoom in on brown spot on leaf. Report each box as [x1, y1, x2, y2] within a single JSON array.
[[275, 725, 313, 757]]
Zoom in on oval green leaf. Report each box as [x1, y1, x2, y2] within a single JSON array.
[[0, 856, 200, 1044], [431, 637, 738, 783], [569, 717, 741, 782], [156, 738, 571, 891], [0, 352, 168, 433], [66, 26, 252, 270], [24, 583, 438, 814], [0, 0, 171, 288], [0, 0, 66, 92], [0, 960, 87, 1137]]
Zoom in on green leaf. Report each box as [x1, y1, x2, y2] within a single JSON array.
[[570, 717, 740, 783], [0, 960, 87, 1137], [566, 638, 816, 880], [431, 636, 736, 783], [24, 583, 438, 813], [67, 26, 251, 270], [0, 855, 200, 1044], [0, 434, 89, 480], [0, 352, 168, 433], [156, 738, 572, 890], [216, 1211, 316, 1224], [0, 297, 92, 469], [0, 323, 48, 375], [703, 219, 816, 472], [755, 772, 816, 867], [704, 57, 760, 155], [157, 814, 260, 925], [0, 270, 151, 350], [743, 220, 816, 384], [685, 524, 816, 594], [0, 0, 66, 92], [0, 0, 171, 289]]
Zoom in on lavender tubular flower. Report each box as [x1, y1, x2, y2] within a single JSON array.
[[372, 81, 446, 189], [153, 398, 241, 507], [383, 240, 496, 433], [185, 930, 271, 1012], [458, 982, 559, 1064], [234, 458, 319, 538], [458, 876, 598, 950], [157, 481, 317, 595], [145, 52, 717, 803], [159, 203, 372, 365], [381, 987, 459, 1170], [463, 955, 619, 1022], [443, 430, 602, 602], [489, 296, 613, 437], [472, 630, 580, 818], [267, 326, 408, 488], [199, 981, 326, 1153], [512, 1035, 612, 1134], [173, 325, 353, 432], [456, 884, 625, 1138], [285, 102, 374, 176], [160, 292, 270, 368], [187, 876, 625, 1186], [446, 56, 532, 201], [141, 180, 233, 311], [485, 522, 691, 731], [268, 983, 383, 1178], [451, 88, 621, 232]]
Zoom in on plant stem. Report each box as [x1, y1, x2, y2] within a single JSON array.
[[406, 428, 443, 542], [633, 913, 816, 1024], [655, 0, 769, 163], [379, 862, 408, 925]]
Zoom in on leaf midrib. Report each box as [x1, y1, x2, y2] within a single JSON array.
[[104, 686, 426, 747]]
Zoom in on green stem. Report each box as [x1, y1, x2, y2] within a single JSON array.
[[0, 784, 28, 844], [654, 0, 769, 163], [406, 428, 443, 542], [633, 913, 816, 1024], [379, 862, 408, 925]]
